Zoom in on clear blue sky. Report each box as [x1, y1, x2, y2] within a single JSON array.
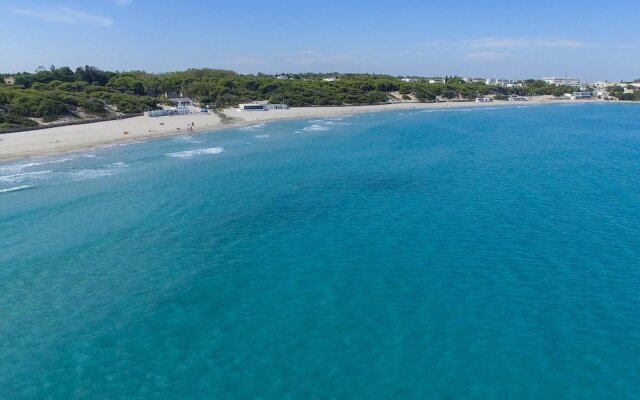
[[1, 0, 638, 81]]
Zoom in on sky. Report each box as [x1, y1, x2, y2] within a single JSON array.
[[1, 0, 639, 81]]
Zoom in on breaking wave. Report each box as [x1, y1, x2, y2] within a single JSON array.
[[67, 162, 129, 181], [0, 185, 36, 194], [301, 124, 330, 132], [166, 147, 224, 159], [0, 170, 53, 183]]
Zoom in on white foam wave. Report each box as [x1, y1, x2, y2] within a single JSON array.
[[254, 134, 270, 138], [173, 135, 201, 144], [0, 185, 35, 194], [301, 124, 329, 132], [166, 147, 224, 159], [0, 170, 53, 183], [68, 169, 119, 181], [67, 162, 128, 181], [327, 114, 354, 121], [0, 157, 72, 175], [240, 123, 266, 130]]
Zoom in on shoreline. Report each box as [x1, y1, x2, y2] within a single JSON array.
[[0, 98, 628, 162]]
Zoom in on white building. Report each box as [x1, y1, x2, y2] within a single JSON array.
[[542, 77, 583, 87], [3, 76, 15, 85], [428, 78, 445, 84], [322, 77, 338, 82], [475, 97, 493, 102], [508, 95, 529, 102], [486, 78, 522, 87], [569, 91, 593, 100], [239, 101, 288, 111], [462, 77, 485, 83], [593, 80, 615, 88]]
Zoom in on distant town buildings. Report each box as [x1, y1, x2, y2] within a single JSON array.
[[462, 77, 485, 83], [542, 76, 584, 87], [485, 78, 523, 87], [322, 77, 338, 82], [3, 76, 15, 85]]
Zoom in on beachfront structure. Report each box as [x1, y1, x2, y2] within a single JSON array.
[[238, 102, 289, 111], [542, 77, 583, 87], [569, 92, 593, 100], [475, 97, 493, 102], [3, 76, 15, 85], [145, 108, 197, 117], [168, 97, 194, 108], [508, 95, 529, 102]]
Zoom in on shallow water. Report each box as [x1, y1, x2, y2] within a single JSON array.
[[1, 104, 639, 399]]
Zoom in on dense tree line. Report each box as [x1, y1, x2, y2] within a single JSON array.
[[0, 65, 592, 130]]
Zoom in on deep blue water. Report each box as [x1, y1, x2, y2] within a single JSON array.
[[1, 104, 639, 399]]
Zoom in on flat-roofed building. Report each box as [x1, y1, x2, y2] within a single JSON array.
[[508, 95, 529, 102], [542, 77, 583, 87], [570, 91, 593, 100], [239, 101, 288, 111]]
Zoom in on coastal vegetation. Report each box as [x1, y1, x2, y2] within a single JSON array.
[[0, 65, 626, 130]]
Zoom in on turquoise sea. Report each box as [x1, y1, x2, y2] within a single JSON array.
[[1, 104, 639, 399]]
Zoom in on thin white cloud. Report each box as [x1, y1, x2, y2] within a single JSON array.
[[11, 7, 113, 27]]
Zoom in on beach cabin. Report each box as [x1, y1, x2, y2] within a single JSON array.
[[475, 97, 493, 102]]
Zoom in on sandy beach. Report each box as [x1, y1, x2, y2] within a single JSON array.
[[0, 97, 607, 161]]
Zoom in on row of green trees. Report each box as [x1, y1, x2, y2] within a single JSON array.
[[0, 65, 615, 130]]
